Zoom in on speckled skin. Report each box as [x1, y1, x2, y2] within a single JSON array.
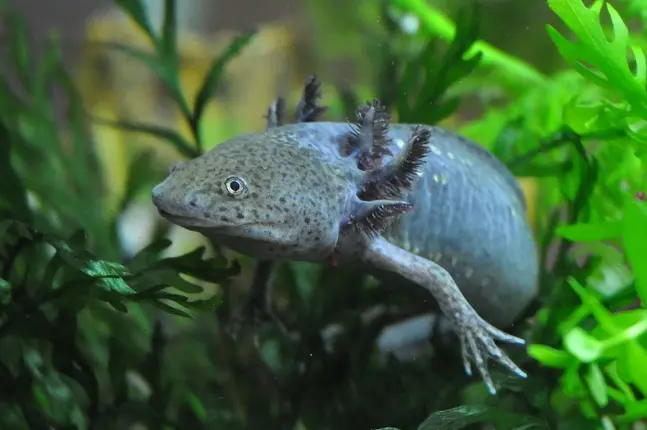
[[153, 123, 364, 260], [380, 125, 538, 328], [152, 120, 537, 393]]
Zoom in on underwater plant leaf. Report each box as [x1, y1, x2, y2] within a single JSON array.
[[51, 311, 100, 421], [191, 30, 257, 138], [159, 0, 178, 60], [113, 0, 157, 44], [527, 344, 577, 368], [5, 11, 32, 91], [151, 300, 193, 318], [417, 405, 492, 430], [555, 221, 621, 242], [105, 42, 191, 119], [0, 122, 31, 223], [585, 363, 609, 407], [92, 116, 198, 158], [149, 246, 240, 283], [117, 150, 158, 214], [42, 230, 135, 297], [396, 5, 482, 124], [547, 0, 647, 117], [32, 31, 64, 114], [621, 199, 647, 303], [564, 327, 603, 363], [127, 238, 173, 272]]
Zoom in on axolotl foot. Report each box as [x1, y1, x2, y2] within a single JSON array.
[[454, 312, 527, 394], [360, 236, 527, 394]]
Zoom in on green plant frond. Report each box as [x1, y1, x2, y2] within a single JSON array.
[[547, 0, 647, 116]]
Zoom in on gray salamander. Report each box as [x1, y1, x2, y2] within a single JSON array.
[[151, 76, 539, 394]]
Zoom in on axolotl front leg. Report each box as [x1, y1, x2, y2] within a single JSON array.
[[342, 234, 526, 394]]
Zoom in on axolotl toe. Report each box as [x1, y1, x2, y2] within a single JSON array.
[[151, 76, 538, 394]]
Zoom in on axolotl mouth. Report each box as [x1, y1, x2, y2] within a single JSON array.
[[156, 208, 282, 240], [155, 209, 217, 229], [157, 208, 308, 259]]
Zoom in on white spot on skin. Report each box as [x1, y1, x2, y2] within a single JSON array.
[[395, 138, 405, 148], [465, 267, 473, 278], [440, 175, 448, 185], [433, 174, 440, 183], [412, 247, 420, 255], [447, 152, 455, 160], [429, 145, 442, 156]]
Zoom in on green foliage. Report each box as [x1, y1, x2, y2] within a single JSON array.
[[2, 0, 647, 429], [548, 0, 647, 144], [104, 0, 256, 156], [0, 0, 244, 427], [382, 5, 483, 124]]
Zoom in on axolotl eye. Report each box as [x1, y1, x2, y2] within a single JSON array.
[[223, 175, 248, 198]]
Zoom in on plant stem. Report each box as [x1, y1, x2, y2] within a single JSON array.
[[390, 0, 548, 85]]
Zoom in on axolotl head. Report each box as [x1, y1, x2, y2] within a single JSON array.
[[151, 127, 358, 261]]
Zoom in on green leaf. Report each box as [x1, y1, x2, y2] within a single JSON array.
[[117, 150, 158, 214], [113, 0, 157, 44], [396, 5, 482, 124], [45, 233, 135, 296], [151, 300, 193, 318], [33, 31, 64, 112], [585, 363, 609, 407], [622, 199, 647, 304], [547, 0, 647, 117], [417, 405, 490, 430], [191, 30, 257, 136], [159, 0, 177, 60], [568, 277, 618, 334], [564, 327, 603, 363], [132, 269, 205, 294], [0, 277, 10, 304], [6, 11, 32, 91], [104, 42, 192, 119], [151, 246, 240, 283], [185, 393, 207, 421], [556, 221, 621, 242], [622, 399, 647, 423], [0, 122, 31, 223], [92, 116, 198, 159], [127, 238, 173, 272], [51, 311, 100, 421], [181, 293, 222, 311], [108, 335, 128, 404], [617, 342, 647, 395], [527, 344, 576, 368]]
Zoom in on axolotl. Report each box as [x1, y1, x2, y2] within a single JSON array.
[[151, 76, 539, 394]]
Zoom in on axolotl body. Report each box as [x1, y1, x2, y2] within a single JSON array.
[[151, 77, 539, 394]]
